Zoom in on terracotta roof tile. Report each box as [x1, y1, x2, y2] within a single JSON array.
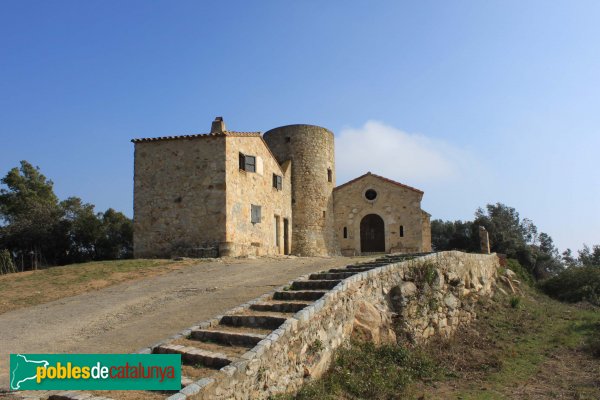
[[131, 131, 261, 143], [334, 172, 424, 194]]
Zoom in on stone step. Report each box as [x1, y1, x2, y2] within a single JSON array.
[[154, 344, 233, 369], [190, 328, 266, 347], [330, 267, 374, 273], [273, 290, 328, 301], [206, 324, 272, 336], [219, 314, 287, 330], [250, 301, 310, 313], [346, 264, 387, 271], [291, 279, 341, 290], [382, 252, 432, 260], [349, 262, 389, 267], [309, 271, 356, 280]]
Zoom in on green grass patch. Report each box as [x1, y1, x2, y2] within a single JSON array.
[[505, 258, 534, 286], [273, 341, 439, 400]]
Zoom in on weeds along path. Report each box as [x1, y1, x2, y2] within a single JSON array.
[[0, 256, 368, 390]]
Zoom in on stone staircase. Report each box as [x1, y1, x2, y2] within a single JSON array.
[[38, 253, 432, 400], [157, 252, 429, 399]]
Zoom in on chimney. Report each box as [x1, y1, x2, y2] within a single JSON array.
[[211, 116, 226, 134]]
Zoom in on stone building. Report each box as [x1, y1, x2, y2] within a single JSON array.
[[132, 117, 431, 258]]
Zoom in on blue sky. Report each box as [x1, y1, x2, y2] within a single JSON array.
[[1, 1, 599, 252]]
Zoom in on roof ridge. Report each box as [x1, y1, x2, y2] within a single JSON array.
[[131, 131, 262, 143], [334, 172, 424, 194]]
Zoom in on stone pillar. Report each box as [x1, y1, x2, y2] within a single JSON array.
[[479, 226, 490, 254]]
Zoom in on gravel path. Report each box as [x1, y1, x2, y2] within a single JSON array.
[[0, 256, 366, 390]]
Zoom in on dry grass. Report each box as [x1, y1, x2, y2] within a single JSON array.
[[0, 258, 199, 314], [411, 289, 600, 399], [280, 286, 600, 400]]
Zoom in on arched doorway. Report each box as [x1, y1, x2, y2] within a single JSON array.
[[360, 214, 385, 253]]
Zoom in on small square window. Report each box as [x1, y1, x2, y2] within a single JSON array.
[[239, 153, 256, 172], [251, 204, 262, 224]]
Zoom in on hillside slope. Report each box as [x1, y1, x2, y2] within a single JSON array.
[[281, 285, 600, 399]]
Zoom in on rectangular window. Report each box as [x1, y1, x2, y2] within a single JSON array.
[[239, 153, 256, 172], [400, 225, 404, 237], [251, 204, 262, 224], [327, 168, 332, 183], [343, 227, 348, 239], [245, 155, 256, 172], [272, 174, 282, 190]]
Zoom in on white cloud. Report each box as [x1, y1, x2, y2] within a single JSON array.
[[335, 120, 477, 186]]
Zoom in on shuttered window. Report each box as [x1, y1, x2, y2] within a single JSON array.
[[273, 174, 282, 190], [239, 153, 256, 172]]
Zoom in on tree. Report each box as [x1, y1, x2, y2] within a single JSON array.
[[0, 161, 134, 270], [0, 161, 63, 267], [60, 197, 103, 262], [96, 208, 133, 260], [561, 248, 579, 268], [579, 244, 600, 267], [433, 203, 564, 280], [431, 219, 477, 252], [532, 232, 563, 278], [474, 203, 529, 258]]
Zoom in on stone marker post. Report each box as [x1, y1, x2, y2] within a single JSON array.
[[479, 226, 490, 254]]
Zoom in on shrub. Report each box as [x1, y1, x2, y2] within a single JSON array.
[[539, 266, 600, 306], [277, 341, 438, 400], [506, 258, 534, 286], [509, 296, 521, 308], [585, 327, 600, 358], [411, 262, 438, 288], [0, 249, 16, 275]]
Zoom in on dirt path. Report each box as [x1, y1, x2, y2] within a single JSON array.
[[0, 256, 366, 390]]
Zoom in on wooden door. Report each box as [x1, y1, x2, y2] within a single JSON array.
[[360, 214, 385, 253]]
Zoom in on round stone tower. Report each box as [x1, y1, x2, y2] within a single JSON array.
[[263, 124, 339, 256]]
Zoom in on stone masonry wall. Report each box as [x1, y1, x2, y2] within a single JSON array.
[[263, 125, 339, 256], [222, 136, 292, 257], [176, 252, 498, 399], [333, 174, 430, 255], [133, 137, 226, 258], [421, 211, 432, 252]]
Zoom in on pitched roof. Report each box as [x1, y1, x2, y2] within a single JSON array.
[[334, 172, 424, 194], [131, 131, 261, 143]]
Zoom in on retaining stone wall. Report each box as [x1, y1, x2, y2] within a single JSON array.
[[171, 251, 498, 399]]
